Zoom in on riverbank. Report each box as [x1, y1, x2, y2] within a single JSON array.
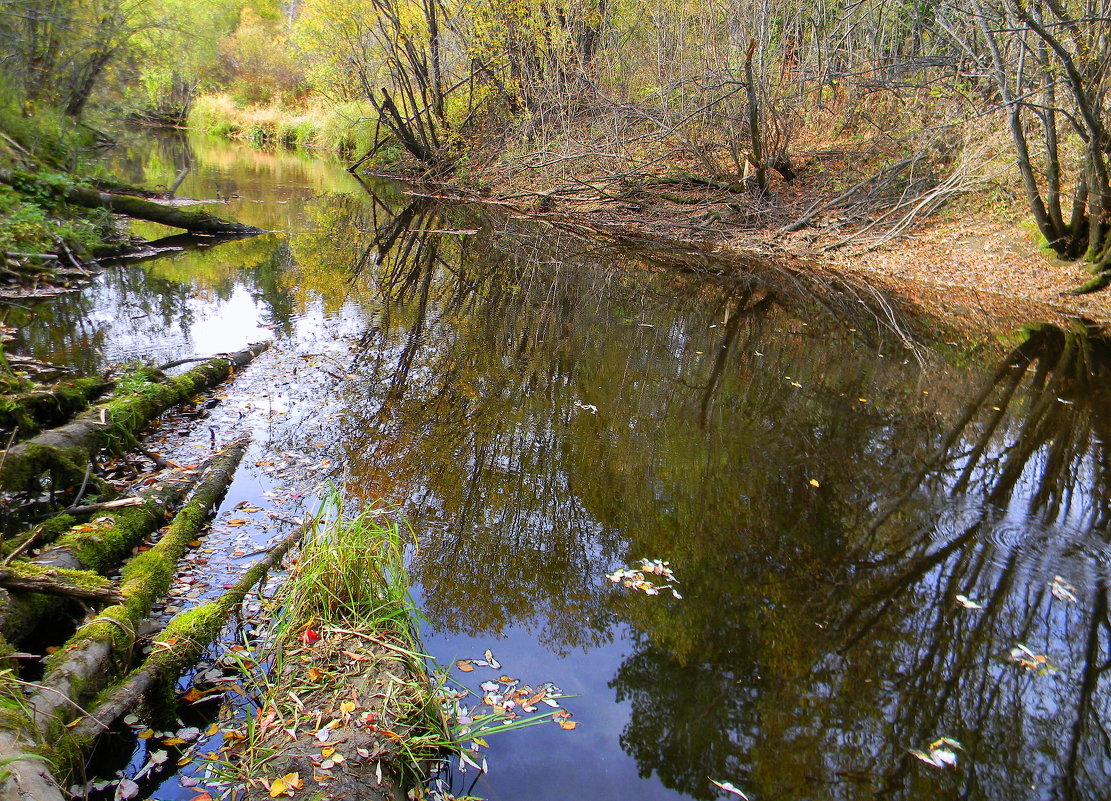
[[383, 175, 1109, 337]]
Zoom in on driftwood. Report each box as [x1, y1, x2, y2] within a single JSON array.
[[71, 520, 310, 742], [0, 170, 263, 235], [0, 341, 269, 495], [28, 438, 250, 740]]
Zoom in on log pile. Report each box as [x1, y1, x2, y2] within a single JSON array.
[[0, 342, 294, 800]]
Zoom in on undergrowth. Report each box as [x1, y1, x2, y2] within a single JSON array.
[[187, 94, 377, 157]]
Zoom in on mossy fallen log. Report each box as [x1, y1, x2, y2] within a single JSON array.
[[27, 438, 249, 738], [0, 341, 269, 496], [0, 721, 66, 801], [0, 460, 208, 641], [0, 376, 112, 440], [68, 520, 309, 744], [0, 563, 122, 602], [0, 170, 263, 235]]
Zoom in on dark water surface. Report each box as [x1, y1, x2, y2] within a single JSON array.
[[10, 134, 1111, 801]]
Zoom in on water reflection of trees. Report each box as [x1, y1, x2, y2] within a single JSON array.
[[14, 234, 295, 370], [266, 186, 1111, 800], [610, 321, 1111, 801]]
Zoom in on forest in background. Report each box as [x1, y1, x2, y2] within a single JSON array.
[[2, 0, 1111, 280]]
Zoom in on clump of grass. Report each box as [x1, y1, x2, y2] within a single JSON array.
[[200, 491, 450, 798], [186, 93, 377, 155], [195, 492, 559, 800]]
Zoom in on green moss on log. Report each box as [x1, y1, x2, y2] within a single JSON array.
[[0, 342, 268, 495], [0, 377, 111, 439], [50, 440, 247, 665]]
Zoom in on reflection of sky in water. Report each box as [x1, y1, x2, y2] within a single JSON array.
[[86, 284, 272, 364]]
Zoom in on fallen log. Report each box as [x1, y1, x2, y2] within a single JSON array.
[[0, 723, 66, 801], [0, 376, 112, 440], [0, 170, 263, 234], [69, 519, 310, 743], [0, 341, 269, 496], [28, 438, 249, 737], [0, 564, 122, 603], [0, 460, 207, 641]]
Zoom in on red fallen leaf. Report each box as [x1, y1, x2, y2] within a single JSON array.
[[302, 628, 321, 646], [189, 794, 213, 801]]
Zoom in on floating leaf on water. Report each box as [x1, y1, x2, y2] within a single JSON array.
[[808, 479, 820, 487], [1051, 575, 1078, 603], [932, 748, 958, 766], [1009, 643, 1054, 672], [709, 779, 750, 799], [909, 748, 941, 766], [955, 594, 983, 610], [484, 649, 502, 670], [910, 735, 964, 769], [115, 779, 141, 800], [455, 660, 474, 673]]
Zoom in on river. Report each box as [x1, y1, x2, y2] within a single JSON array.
[[8, 132, 1111, 801]]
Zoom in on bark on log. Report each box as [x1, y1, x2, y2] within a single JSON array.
[[0, 341, 269, 494], [0, 171, 263, 234], [28, 438, 249, 737], [0, 725, 66, 801], [70, 520, 309, 742], [0, 564, 122, 602]]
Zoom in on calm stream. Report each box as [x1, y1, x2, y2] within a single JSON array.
[[8, 133, 1111, 801]]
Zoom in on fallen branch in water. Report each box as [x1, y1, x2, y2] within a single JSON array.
[[0, 341, 269, 497], [0, 563, 123, 602], [70, 518, 310, 742], [0, 170, 264, 234], [28, 438, 250, 741], [1, 455, 208, 642]]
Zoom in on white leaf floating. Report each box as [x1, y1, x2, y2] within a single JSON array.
[[955, 594, 983, 609], [606, 558, 682, 598], [710, 779, 750, 798], [909, 737, 964, 769], [1050, 575, 1078, 603]]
